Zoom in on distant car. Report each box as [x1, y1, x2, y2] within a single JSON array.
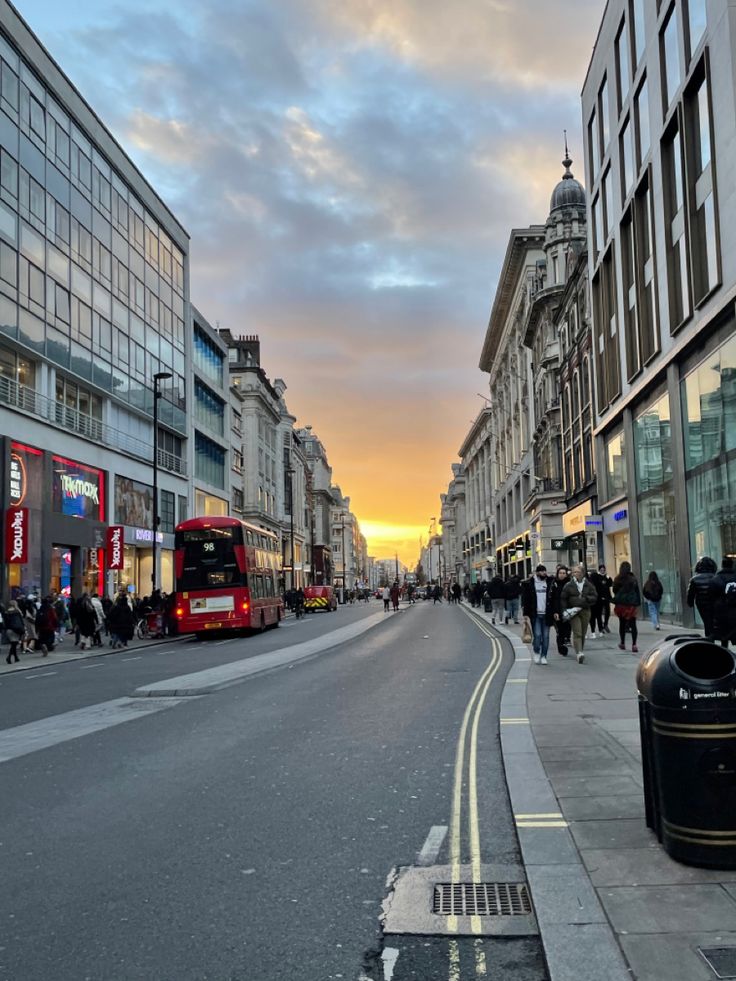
[[304, 585, 338, 612]]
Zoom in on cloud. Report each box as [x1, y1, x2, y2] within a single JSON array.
[[20, 0, 605, 563]]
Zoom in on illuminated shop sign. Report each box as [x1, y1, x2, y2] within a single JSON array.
[[107, 525, 125, 570], [5, 507, 28, 563], [52, 456, 105, 521], [9, 442, 42, 509], [134, 528, 164, 544], [614, 509, 628, 522]]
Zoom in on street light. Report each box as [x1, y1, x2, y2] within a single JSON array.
[[286, 463, 296, 592], [151, 370, 172, 593]]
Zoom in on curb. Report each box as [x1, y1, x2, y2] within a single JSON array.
[[0, 633, 188, 675], [463, 605, 632, 981], [133, 606, 411, 697]]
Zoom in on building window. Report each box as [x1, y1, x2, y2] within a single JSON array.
[[599, 76, 610, 155], [620, 116, 634, 202], [662, 120, 690, 332], [591, 245, 621, 413], [634, 392, 680, 619], [635, 76, 650, 170], [160, 489, 175, 534], [616, 17, 630, 111], [621, 207, 639, 380], [632, 0, 646, 66], [193, 325, 224, 387], [589, 109, 600, 181], [686, 0, 707, 61], [178, 494, 188, 524], [633, 172, 659, 365], [661, 4, 681, 112], [681, 336, 736, 607], [194, 377, 225, 436], [684, 60, 719, 305], [194, 431, 225, 489], [232, 487, 244, 512], [605, 430, 627, 501], [602, 167, 613, 240], [593, 194, 603, 260]]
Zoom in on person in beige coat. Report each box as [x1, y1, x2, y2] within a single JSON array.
[[560, 564, 598, 664]]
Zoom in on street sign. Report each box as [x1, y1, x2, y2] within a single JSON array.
[[551, 538, 566, 550]]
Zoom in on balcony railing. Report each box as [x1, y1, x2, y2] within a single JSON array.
[[0, 375, 187, 476]]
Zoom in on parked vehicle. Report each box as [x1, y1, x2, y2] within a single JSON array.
[[304, 585, 338, 612]]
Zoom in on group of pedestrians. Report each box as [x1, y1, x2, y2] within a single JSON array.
[[473, 576, 522, 624]]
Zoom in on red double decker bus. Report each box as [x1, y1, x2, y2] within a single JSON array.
[[173, 516, 284, 636]]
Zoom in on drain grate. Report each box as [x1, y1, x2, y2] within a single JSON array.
[[433, 882, 532, 917], [699, 948, 736, 979]]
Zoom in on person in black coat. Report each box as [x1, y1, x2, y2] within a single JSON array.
[[711, 557, 736, 647], [488, 575, 505, 623], [503, 575, 522, 624], [548, 566, 571, 656], [108, 595, 135, 648], [686, 556, 718, 640]]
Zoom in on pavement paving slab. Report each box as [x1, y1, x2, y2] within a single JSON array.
[[466, 602, 736, 981]]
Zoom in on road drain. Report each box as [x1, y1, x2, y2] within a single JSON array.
[[433, 882, 532, 917], [700, 947, 736, 979]]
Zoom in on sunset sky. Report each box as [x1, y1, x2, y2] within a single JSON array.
[[21, 0, 605, 565]]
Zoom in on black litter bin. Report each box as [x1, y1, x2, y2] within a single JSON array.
[[637, 636, 736, 869]]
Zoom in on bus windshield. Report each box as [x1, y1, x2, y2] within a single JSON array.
[[176, 526, 246, 591]]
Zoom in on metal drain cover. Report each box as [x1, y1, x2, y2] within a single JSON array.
[[700, 948, 736, 979], [434, 882, 531, 917]]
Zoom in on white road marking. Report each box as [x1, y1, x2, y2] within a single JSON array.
[[381, 948, 400, 980], [25, 671, 57, 679], [416, 825, 448, 866], [122, 657, 142, 662], [0, 697, 190, 764], [79, 663, 103, 669]]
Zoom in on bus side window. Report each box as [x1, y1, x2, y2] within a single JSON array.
[[265, 574, 274, 597]]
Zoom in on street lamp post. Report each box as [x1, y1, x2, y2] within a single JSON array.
[[151, 371, 172, 593], [286, 464, 296, 592]]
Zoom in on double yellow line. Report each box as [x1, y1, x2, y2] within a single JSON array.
[[449, 612, 503, 938]]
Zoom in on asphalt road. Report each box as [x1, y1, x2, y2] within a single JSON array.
[[0, 601, 547, 981], [0, 601, 378, 730]]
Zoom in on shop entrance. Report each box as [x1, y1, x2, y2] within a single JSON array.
[[50, 545, 101, 597], [609, 531, 631, 573]]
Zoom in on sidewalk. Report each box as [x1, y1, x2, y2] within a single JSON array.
[[467, 603, 736, 981]]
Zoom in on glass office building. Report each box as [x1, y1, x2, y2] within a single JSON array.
[[0, 2, 190, 597]]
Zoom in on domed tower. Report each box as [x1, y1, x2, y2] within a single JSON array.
[[545, 136, 587, 288]]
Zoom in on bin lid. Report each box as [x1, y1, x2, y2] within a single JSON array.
[[637, 638, 736, 709]]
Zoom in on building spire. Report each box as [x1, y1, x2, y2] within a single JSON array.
[[562, 130, 574, 179]]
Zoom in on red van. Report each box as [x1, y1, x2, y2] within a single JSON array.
[[304, 585, 338, 612]]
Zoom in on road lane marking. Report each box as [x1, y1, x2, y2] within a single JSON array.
[[516, 820, 568, 828], [0, 696, 191, 764], [448, 617, 500, 934], [474, 938, 487, 976], [79, 663, 103, 669], [417, 825, 448, 866], [381, 947, 400, 980], [468, 638, 502, 933], [448, 939, 460, 981], [122, 657, 142, 662], [25, 671, 57, 679], [506, 678, 528, 684], [515, 812, 563, 819]]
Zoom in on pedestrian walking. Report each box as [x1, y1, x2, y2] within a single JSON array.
[[432, 584, 442, 604], [22, 595, 38, 653], [452, 582, 462, 604], [390, 582, 401, 612], [548, 565, 571, 656], [503, 575, 521, 624], [521, 565, 553, 665], [642, 571, 664, 630], [90, 592, 105, 646], [76, 592, 97, 650], [108, 593, 135, 647], [382, 585, 390, 613], [612, 562, 641, 653], [35, 597, 58, 656], [4, 600, 25, 664], [560, 565, 598, 664], [592, 564, 613, 633], [488, 574, 505, 624], [711, 557, 736, 648], [686, 556, 718, 640]]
